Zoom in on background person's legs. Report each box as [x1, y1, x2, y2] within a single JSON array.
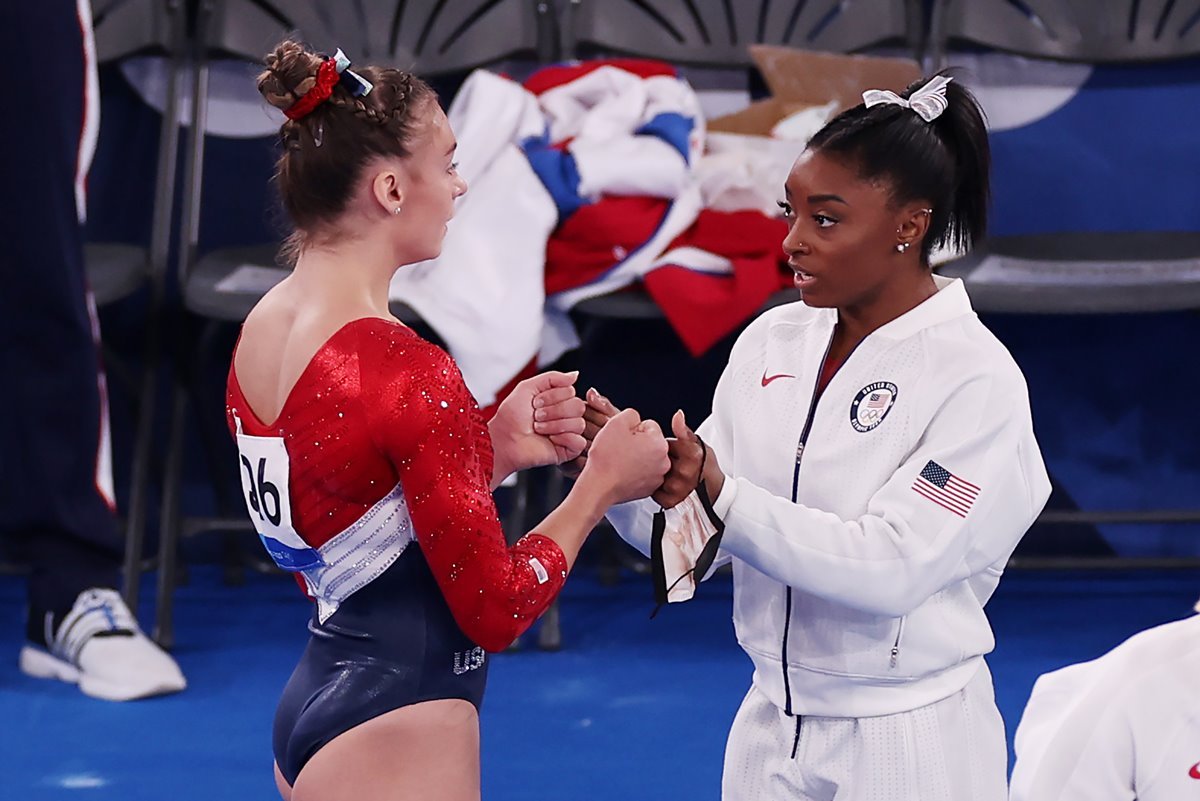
[[0, 0, 123, 638], [0, 0, 184, 701]]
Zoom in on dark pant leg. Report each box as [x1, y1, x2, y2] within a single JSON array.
[[0, 0, 122, 627]]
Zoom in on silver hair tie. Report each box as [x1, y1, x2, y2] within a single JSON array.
[[862, 75, 953, 123]]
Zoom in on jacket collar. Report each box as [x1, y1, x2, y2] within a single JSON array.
[[789, 276, 975, 341], [856, 275, 973, 343]]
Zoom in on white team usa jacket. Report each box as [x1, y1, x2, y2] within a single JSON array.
[[608, 276, 1051, 718], [1010, 611, 1200, 801]]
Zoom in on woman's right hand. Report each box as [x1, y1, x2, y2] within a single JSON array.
[[580, 408, 670, 506]]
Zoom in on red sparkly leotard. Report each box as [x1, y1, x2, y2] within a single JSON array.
[[225, 317, 567, 652]]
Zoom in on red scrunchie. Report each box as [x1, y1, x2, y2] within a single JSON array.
[[284, 58, 339, 120]]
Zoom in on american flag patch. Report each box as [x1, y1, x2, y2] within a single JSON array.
[[912, 461, 980, 518]]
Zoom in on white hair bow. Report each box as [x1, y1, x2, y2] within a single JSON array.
[[332, 48, 373, 97], [862, 75, 953, 122]]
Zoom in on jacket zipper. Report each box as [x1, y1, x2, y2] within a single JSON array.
[[890, 616, 906, 669], [781, 332, 835, 717]]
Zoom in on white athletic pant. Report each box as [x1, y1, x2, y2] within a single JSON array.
[[722, 664, 1007, 801]]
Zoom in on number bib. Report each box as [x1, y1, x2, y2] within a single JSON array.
[[233, 415, 323, 572]]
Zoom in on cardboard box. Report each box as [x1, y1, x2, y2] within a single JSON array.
[[709, 45, 923, 137]]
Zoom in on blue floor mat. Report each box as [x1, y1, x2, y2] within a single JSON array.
[[1, 566, 1196, 800]]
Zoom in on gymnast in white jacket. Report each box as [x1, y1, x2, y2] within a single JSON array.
[[585, 73, 1052, 800]]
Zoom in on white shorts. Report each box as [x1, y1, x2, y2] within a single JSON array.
[[722, 664, 1007, 801]]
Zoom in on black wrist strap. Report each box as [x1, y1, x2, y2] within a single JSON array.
[[650, 435, 726, 618], [690, 435, 726, 592]]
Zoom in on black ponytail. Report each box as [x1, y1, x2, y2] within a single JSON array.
[[807, 71, 990, 264]]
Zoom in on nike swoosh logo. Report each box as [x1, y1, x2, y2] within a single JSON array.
[[761, 371, 796, 387], [1190, 761, 1200, 780]]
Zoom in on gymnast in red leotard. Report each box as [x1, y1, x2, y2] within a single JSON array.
[[230, 40, 670, 801]]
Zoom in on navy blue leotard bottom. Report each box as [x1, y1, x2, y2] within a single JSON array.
[[273, 546, 490, 786]]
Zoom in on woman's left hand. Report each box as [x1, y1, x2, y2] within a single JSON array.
[[489, 371, 587, 480]]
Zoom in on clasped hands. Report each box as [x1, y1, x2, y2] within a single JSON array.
[[488, 373, 721, 507], [574, 388, 725, 508]]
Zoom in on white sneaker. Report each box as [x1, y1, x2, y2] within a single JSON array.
[[19, 588, 187, 701]]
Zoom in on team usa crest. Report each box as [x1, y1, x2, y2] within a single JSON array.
[[850, 382, 898, 432]]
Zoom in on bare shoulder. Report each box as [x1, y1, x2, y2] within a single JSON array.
[[234, 285, 300, 378], [232, 284, 390, 422]]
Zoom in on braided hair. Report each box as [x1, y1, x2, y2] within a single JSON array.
[[256, 40, 435, 257], [807, 71, 990, 264]]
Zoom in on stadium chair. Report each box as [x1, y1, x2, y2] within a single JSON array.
[[90, 0, 188, 612], [929, 0, 1200, 314]]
